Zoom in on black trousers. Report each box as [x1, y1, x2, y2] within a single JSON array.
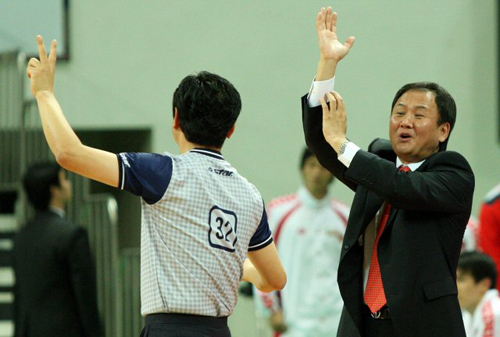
[[362, 306, 396, 337], [140, 313, 231, 337]]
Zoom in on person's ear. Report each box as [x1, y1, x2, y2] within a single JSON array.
[[173, 108, 181, 130], [478, 277, 492, 291], [226, 124, 236, 139], [438, 122, 450, 143], [50, 185, 61, 199]]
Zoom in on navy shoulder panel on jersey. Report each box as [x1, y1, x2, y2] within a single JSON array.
[[117, 152, 173, 205], [248, 205, 273, 251]]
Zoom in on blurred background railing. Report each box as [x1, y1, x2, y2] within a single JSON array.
[[0, 51, 23, 191], [0, 49, 25, 337], [121, 248, 143, 337]]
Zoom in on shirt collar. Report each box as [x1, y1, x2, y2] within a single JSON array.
[[298, 186, 333, 209], [474, 289, 499, 316], [396, 157, 425, 171], [49, 206, 65, 218], [189, 148, 225, 160]]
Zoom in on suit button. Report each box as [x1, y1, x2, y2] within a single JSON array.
[[344, 244, 350, 250]]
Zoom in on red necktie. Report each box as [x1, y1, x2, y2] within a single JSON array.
[[364, 165, 411, 313]]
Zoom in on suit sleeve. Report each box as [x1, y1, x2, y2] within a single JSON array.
[[301, 94, 357, 191], [345, 149, 475, 213], [66, 227, 103, 337]]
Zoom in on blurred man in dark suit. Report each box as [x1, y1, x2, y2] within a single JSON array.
[[13, 162, 102, 337]]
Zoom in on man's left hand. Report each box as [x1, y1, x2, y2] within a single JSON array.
[[27, 35, 57, 97], [321, 91, 348, 153]]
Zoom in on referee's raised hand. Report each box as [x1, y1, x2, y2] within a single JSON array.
[[27, 35, 57, 97]]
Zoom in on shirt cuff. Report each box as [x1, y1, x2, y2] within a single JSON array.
[[307, 76, 335, 107], [338, 142, 361, 168]]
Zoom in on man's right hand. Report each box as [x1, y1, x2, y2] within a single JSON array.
[[316, 6, 355, 81]]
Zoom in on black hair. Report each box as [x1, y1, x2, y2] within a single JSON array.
[[300, 147, 315, 170], [391, 82, 456, 151], [23, 161, 61, 211], [172, 71, 241, 148], [458, 251, 497, 289]]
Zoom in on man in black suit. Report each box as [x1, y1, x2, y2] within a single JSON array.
[[13, 162, 102, 337], [302, 7, 474, 337]]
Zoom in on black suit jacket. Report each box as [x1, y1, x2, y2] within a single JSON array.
[[302, 95, 474, 337], [13, 210, 102, 337]]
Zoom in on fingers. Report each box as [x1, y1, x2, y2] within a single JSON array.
[[326, 91, 338, 111], [345, 36, 356, 51], [322, 91, 345, 113], [49, 39, 57, 65], [317, 7, 326, 33], [332, 91, 345, 111], [27, 58, 39, 79], [331, 11, 338, 33], [37, 35, 48, 62], [320, 92, 336, 115], [320, 97, 328, 113], [325, 6, 333, 31], [28, 58, 39, 67]]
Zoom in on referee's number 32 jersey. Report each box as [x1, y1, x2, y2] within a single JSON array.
[[117, 148, 273, 317]]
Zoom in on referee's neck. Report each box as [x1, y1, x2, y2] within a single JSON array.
[[179, 141, 222, 154]]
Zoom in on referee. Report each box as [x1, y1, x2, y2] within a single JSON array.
[[27, 36, 287, 336]]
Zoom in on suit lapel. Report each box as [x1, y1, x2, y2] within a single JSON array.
[[344, 154, 436, 248], [363, 192, 384, 228], [385, 207, 399, 233], [382, 156, 431, 231], [347, 189, 384, 240]]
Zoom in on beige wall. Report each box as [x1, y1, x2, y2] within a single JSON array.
[[43, 1, 497, 335]]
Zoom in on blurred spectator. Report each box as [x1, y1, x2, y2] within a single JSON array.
[[255, 148, 349, 336], [463, 216, 480, 253], [457, 251, 500, 337], [13, 162, 102, 337], [479, 184, 500, 290]]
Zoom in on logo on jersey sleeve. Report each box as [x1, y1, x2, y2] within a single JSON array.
[[208, 206, 238, 252]]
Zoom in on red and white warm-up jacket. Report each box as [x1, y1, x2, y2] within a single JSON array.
[[463, 289, 500, 337], [256, 187, 349, 337], [479, 184, 500, 291]]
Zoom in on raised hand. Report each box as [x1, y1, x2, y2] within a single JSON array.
[[27, 35, 57, 96], [321, 91, 348, 153], [317, 7, 355, 62]]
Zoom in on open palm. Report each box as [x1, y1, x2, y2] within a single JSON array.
[[317, 7, 355, 62]]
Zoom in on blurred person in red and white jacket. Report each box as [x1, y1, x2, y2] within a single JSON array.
[[479, 184, 500, 291], [254, 147, 350, 337]]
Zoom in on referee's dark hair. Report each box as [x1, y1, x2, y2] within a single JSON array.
[[458, 251, 497, 289], [391, 82, 456, 152], [300, 147, 315, 170], [23, 161, 61, 211], [172, 71, 241, 148]]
